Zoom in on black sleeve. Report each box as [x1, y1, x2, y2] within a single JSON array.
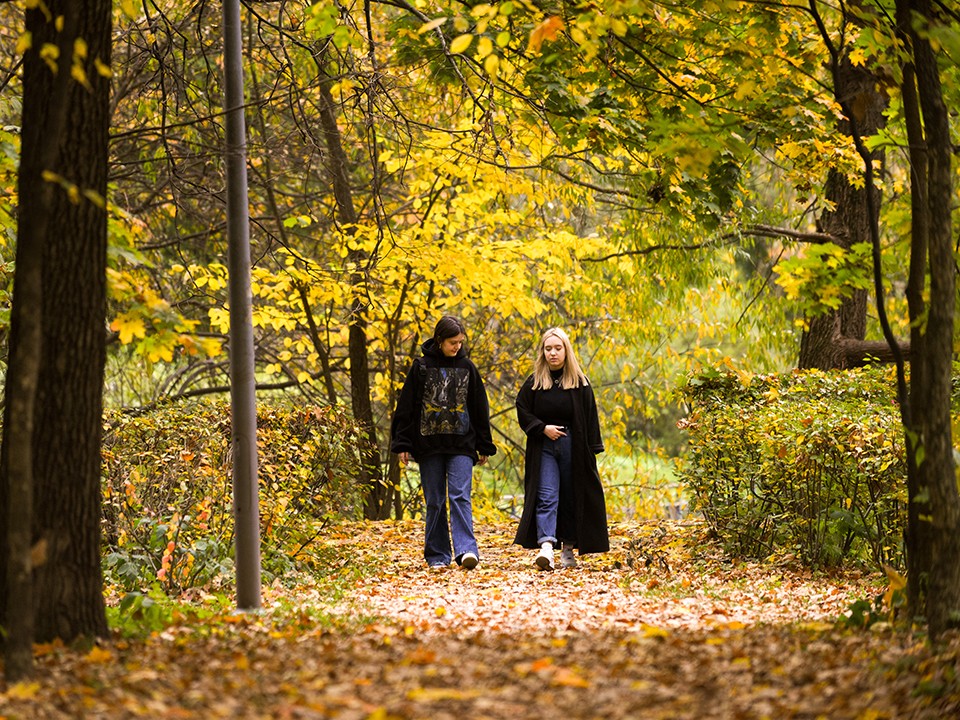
[[583, 383, 604, 454], [516, 375, 545, 437], [389, 359, 421, 454], [469, 363, 497, 457]]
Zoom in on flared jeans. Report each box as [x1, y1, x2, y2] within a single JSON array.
[[418, 453, 479, 566]]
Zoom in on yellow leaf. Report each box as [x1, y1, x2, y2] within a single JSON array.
[[639, 623, 669, 639], [449, 34, 472, 54], [110, 314, 147, 345], [146, 340, 174, 363], [883, 564, 906, 591], [16, 32, 32, 55], [407, 687, 481, 701], [477, 36, 493, 59], [85, 646, 113, 663], [418, 17, 446, 34], [4, 681, 41, 699], [734, 79, 755, 101], [120, 0, 139, 19]]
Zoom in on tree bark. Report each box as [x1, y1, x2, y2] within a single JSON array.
[[1, 0, 112, 648], [798, 54, 885, 370], [896, 0, 933, 620], [311, 45, 390, 520], [908, 0, 960, 641]]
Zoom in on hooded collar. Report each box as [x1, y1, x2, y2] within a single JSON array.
[[421, 337, 465, 361]]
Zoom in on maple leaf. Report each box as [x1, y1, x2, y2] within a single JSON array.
[[528, 16, 564, 54], [110, 313, 147, 344]]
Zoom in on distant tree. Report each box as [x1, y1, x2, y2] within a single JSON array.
[[1, 0, 112, 674]]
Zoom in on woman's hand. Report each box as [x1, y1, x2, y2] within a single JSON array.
[[398, 452, 412, 465], [478, 455, 488, 466], [544, 425, 568, 441]]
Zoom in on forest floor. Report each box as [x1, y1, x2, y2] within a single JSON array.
[[2, 519, 960, 719]]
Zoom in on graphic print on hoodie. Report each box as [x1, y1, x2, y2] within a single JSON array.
[[420, 366, 470, 435]]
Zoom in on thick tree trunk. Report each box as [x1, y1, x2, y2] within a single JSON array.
[[1, 0, 111, 648], [798, 56, 885, 370]]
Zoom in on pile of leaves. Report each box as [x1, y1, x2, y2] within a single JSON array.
[[2, 520, 959, 719]]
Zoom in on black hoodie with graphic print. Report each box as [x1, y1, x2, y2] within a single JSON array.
[[390, 338, 497, 463]]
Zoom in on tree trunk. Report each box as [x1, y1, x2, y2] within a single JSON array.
[[311, 45, 390, 520], [896, 0, 933, 620], [1, 0, 112, 647], [0, 0, 73, 676], [908, 0, 960, 641], [798, 56, 885, 370]]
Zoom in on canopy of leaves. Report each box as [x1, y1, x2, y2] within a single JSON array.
[[0, 0, 957, 476]]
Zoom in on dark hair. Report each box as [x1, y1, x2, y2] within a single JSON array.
[[433, 315, 466, 343]]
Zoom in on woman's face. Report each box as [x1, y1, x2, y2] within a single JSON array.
[[439, 333, 465, 357], [543, 335, 566, 370]]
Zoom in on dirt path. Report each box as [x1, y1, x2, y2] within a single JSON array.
[[333, 520, 864, 636], [3, 520, 958, 719]]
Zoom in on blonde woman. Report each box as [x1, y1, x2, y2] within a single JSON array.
[[514, 328, 609, 570]]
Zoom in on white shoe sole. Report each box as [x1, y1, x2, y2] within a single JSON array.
[[461, 554, 479, 569], [535, 554, 554, 571]]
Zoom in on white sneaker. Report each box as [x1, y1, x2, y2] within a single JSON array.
[[535, 543, 554, 571], [461, 552, 479, 569], [560, 544, 577, 568]]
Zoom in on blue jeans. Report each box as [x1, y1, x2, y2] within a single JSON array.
[[536, 433, 573, 545], [418, 454, 478, 566]]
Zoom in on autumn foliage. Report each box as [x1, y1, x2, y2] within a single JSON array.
[[680, 366, 908, 569], [101, 401, 371, 593]]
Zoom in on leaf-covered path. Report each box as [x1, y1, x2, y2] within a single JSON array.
[[3, 520, 959, 719]]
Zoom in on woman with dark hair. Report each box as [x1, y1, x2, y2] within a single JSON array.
[[390, 316, 497, 569], [514, 327, 608, 570]]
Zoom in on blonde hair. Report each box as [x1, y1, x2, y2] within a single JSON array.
[[531, 327, 589, 390]]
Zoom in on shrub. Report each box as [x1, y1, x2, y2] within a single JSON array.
[[101, 400, 370, 593], [678, 366, 907, 569]]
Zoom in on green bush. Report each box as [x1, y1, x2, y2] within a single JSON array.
[[101, 400, 371, 593], [679, 366, 907, 569]]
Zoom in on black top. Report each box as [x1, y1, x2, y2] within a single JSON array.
[[534, 369, 574, 426], [389, 338, 497, 462]]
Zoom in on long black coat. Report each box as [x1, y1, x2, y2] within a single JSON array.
[[513, 375, 610, 554]]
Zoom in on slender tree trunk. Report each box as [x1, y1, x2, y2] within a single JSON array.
[[311, 45, 389, 519], [1, 0, 113, 646], [896, 0, 933, 619]]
